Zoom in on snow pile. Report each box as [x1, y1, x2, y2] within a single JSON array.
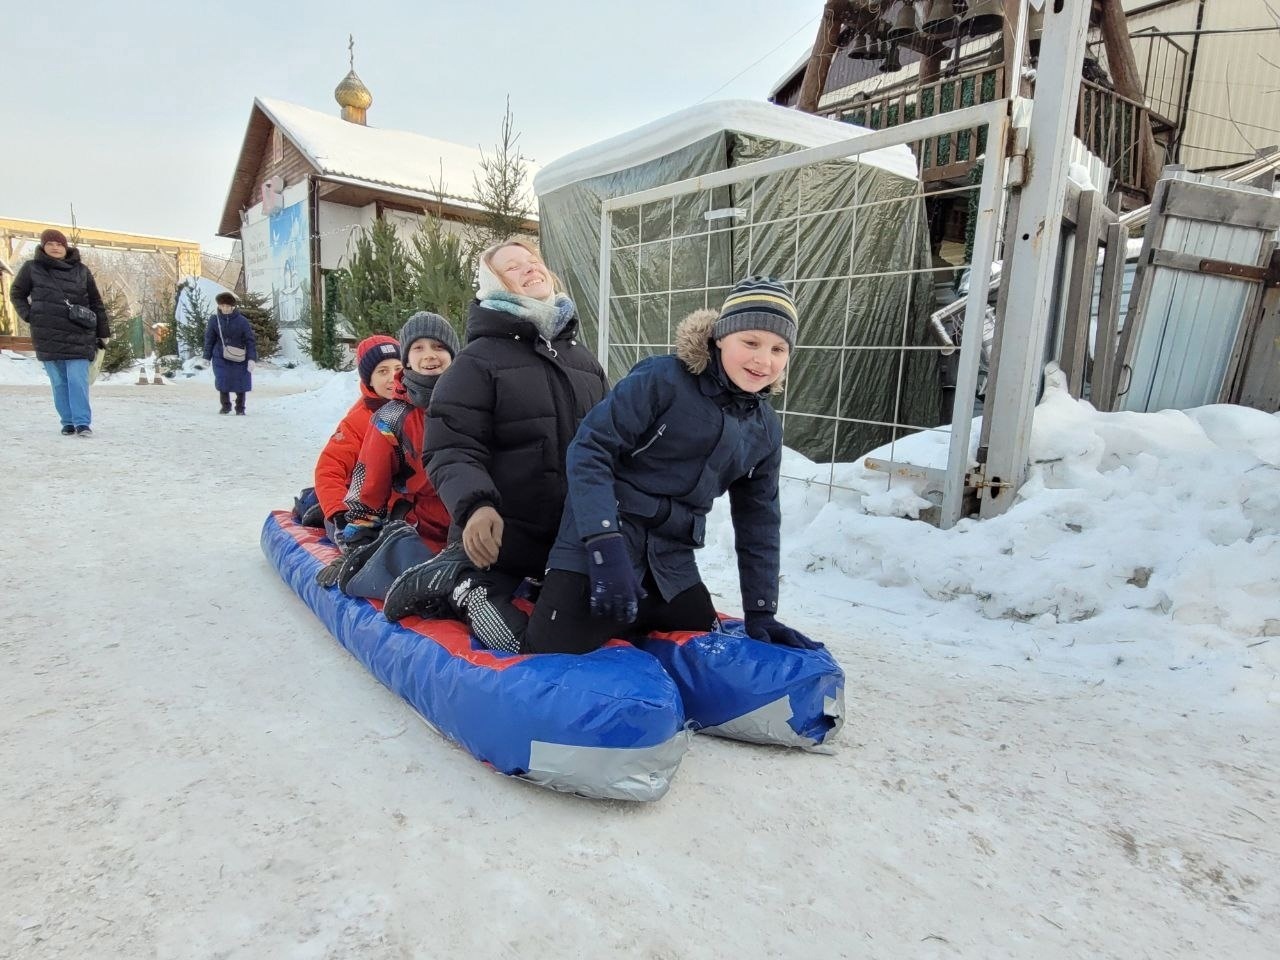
[[694, 370, 1280, 700], [0, 350, 50, 384]]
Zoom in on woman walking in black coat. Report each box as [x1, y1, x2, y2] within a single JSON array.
[[9, 228, 109, 436], [383, 236, 609, 652]]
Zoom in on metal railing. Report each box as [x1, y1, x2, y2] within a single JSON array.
[[829, 68, 1159, 200]]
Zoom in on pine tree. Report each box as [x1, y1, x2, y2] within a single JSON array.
[[152, 285, 181, 360], [335, 218, 414, 341], [469, 97, 533, 250], [100, 287, 136, 376], [312, 275, 339, 370], [238, 289, 282, 359], [178, 280, 211, 358], [408, 220, 472, 338]]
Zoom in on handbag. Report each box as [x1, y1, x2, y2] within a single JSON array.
[[217, 315, 247, 363], [65, 299, 98, 330]]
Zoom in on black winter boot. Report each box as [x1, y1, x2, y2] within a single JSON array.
[[382, 541, 473, 622]]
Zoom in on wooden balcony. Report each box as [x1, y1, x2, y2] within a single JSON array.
[[827, 67, 1162, 202]]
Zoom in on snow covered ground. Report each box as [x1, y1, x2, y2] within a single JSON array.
[[1, 363, 1276, 959]]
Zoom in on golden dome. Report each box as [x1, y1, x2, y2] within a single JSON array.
[[335, 69, 373, 110]]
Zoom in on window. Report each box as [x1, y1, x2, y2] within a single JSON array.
[[271, 127, 283, 164]]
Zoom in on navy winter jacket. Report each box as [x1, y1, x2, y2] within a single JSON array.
[[203, 309, 257, 394], [546, 309, 784, 613]]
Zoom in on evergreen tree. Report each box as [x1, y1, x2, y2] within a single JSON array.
[[335, 218, 414, 341], [100, 287, 136, 376], [238, 289, 282, 359], [469, 97, 533, 250], [151, 285, 181, 360], [317, 274, 342, 370], [178, 280, 211, 358], [408, 220, 472, 338]]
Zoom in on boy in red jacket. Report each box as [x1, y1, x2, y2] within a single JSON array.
[[329, 313, 460, 598], [313, 334, 402, 541]]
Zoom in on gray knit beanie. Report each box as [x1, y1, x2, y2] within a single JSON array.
[[398, 311, 460, 358], [712, 276, 799, 349]]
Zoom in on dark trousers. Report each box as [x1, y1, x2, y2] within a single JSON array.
[[219, 391, 246, 413], [523, 569, 718, 655]]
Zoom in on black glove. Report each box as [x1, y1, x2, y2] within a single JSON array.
[[744, 612, 823, 650], [315, 559, 343, 588], [96, 338, 108, 349], [586, 533, 646, 623]]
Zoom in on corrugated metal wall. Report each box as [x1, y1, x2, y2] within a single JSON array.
[[1127, 0, 1280, 171]]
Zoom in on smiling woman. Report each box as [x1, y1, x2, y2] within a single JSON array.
[[381, 235, 610, 653]]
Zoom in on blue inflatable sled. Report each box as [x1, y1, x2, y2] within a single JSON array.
[[262, 511, 844, 801]]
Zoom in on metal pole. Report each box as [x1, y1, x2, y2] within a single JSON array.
[[940, 103, 1012, 528], [596, 209, 613, 366], [978, 0, 1094, 519]]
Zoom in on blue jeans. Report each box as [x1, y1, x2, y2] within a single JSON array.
[[43, 359, 92, 428]]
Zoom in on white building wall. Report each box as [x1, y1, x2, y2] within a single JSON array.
[[317, 200, 376, 271]]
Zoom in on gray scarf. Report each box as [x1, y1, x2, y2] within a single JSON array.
[[401, 368, 440, 410], [478, 290, 576, 341]]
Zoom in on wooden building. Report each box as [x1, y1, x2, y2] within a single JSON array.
[[215, 61, 535, 355]]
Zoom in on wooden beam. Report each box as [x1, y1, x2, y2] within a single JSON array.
[[1098, 0, 1160, 194], [1060, 189, 1105, 397], [1092, 220, 1129, 410], [797, 0, 849, 114]]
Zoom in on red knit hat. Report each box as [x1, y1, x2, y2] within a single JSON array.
[[40, 228, 69, 248], [356, 335, 400, 385]]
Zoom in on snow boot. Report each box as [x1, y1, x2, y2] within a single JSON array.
[[382, 541, 473, 622], [338, 521, 434, 600]]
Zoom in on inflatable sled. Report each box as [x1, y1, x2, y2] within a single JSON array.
[[261, 511, 844, 801]]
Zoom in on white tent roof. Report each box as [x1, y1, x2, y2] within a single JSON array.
[[533, 99, 917, 196], [257, 97, 539, 205]]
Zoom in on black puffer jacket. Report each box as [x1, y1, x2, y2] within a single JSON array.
[[425, 299, 609, 578], [9, 247, 109, 361]]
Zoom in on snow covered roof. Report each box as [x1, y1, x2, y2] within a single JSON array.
[[533, 99, 918, 196], [256, 97, 521, 204]]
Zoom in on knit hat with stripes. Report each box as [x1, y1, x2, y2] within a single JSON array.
[[713, 276, 798, 349]]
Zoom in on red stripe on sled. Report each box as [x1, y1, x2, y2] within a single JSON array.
[[273, 510, 530, 670]]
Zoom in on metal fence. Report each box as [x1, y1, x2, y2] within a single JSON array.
[[597, 101, 1012, 528]]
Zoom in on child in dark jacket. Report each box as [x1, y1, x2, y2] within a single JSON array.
[[524, 276, 820, 655], [330, 313, 459, 599]]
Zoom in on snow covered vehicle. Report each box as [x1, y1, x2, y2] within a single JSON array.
[[261, 511, 844, 801]]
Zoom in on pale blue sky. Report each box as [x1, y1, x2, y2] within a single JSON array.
[[1, 0, 819, 256]]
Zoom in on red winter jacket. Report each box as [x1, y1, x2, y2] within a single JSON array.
[[343, 375, 450, 552], [314, 380, 389, 521]]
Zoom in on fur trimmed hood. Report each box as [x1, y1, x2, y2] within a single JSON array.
[[673, 308, 785, 395]]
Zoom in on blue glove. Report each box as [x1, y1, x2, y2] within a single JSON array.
[[587, 533, 646, 623], [744, 612, 824, 650], [339, 523, 380, 554]]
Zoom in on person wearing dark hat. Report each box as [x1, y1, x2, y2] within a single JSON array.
[[521, 275, 821, 655], [9, 228, 110, 436], [202, 292, 257, 415], [328, 312, 459, 598], [311, 334, 402, 541], [381, 236, 609, 651]]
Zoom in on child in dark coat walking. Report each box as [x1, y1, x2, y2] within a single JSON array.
[[524, 276, 820, 655]]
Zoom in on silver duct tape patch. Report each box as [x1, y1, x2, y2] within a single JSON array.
[[700, 689, 846, 754], [524, 729, 693, 802]]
